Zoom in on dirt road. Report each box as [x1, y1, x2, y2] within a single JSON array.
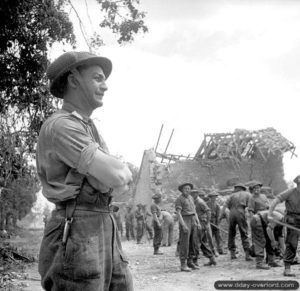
[[7, 229, 300, 291]]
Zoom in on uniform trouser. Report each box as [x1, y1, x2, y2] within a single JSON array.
[[283, 216, 300, 264], [250, 217, 275, 263], [116, 219, 123, 236], [194, 227, 214, 259], [125, 222, 135, 240], [145, 222, 154, 239], [228, 209, 250, 252], [39, 209, 133, 291], [162, 221, 174, 246], [204, 223, 215, 253], [211, 223, 223, 252], [136, 219, 144, 243], [179, 215, 197, 260], [153, 221, 163, 249]]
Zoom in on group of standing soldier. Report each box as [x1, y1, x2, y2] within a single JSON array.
[[115, 175, 300, 278], [122, 195, 174, 253], [175, 183, 219, 272], [173, 175, 300, 278]]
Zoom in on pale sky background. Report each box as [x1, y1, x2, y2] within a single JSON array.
[[49, 0, 299, 182]]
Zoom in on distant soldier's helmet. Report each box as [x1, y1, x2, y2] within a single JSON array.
[[233, 183, 247, 191], [208, 191, 219, 197], [248, 180, 263, 190], [178, 183, 194, 192]]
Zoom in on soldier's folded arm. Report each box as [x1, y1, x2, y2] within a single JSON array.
[[88, 149, 133, 189], [52, 119, 132, 190]]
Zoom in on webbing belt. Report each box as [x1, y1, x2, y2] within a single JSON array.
[[56, 204, 111, 213]]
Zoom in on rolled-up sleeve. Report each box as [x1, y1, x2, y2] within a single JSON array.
[[277, 189, 292, 202], [52, 117, 99, 174], [248, 197, 255, 213], [175, 197, 183, 211]]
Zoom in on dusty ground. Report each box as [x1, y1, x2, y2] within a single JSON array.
[[3, 228, 300, 291]]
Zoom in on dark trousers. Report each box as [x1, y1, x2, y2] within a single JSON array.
[[179, 215, 197, 260], [125, 222, 135, 241], [39, 210, 133, 291], [194, 227, 214, 259], [284, 216, 300, 264], [250, 217, 275, 262], [38, 180, 133, 291], [228, 209, 250, 252], [211, 223, 224, 252], [153, 220, 162, 249], [145, 222, 154, 239], [116, 219, 123, 236], [162, 221, 174, 246], [136, 219, 144, 243]]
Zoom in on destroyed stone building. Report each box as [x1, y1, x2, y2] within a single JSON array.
[[133, 127, 296, 209]]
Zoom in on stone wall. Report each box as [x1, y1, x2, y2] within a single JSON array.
[[133, 149, 287, 214], [161, 152, 287, 195]]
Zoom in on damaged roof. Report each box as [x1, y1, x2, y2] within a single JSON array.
[[194, 127, 296, 162]]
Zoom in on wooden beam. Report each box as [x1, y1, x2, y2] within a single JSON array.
[[154, 124, 164, 153], [161, 128, 174, 163]]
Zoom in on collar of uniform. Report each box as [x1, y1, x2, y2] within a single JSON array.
[[62, 102, 92, 124]]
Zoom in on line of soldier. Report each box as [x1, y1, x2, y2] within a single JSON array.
[[137, 194, 175, 254], [175, 175, 300, 277], [175, 183, 219, 272], [118, 174, 300, 277], [122, 198, 174, 250]]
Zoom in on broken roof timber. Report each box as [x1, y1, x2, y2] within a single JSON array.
[[194, 127, 296, 161]]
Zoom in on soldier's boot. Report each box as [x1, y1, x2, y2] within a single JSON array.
[[283, 263, 296, 277], [230, 250, 237, 260], [218, 248, 225, 255], [212, 248, 218, 257], [268, 255, 281, 268], [256, 256, 270, 270], [192, 257, 200, 268], [180, 259, 192, 272], [245, 249, 253, 261], [187, 258, 200, 270], [204, 256, 217, 266], [153, 247, 163, 255], [268, 261, 282, 267]]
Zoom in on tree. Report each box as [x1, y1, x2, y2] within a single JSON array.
[[0, 0, 75, 141], [0, 0, 147, 229], [65, 0, 148, 47], [0, 112, 40, 229]]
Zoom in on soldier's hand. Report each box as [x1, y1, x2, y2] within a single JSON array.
[[271, 240, 277, 249], [87, 176, 111, 193], [182, 224, 189, 233], [267, 215, 275, 223]]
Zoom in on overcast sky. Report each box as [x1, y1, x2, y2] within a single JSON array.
[[49, 0, 300, 181]]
